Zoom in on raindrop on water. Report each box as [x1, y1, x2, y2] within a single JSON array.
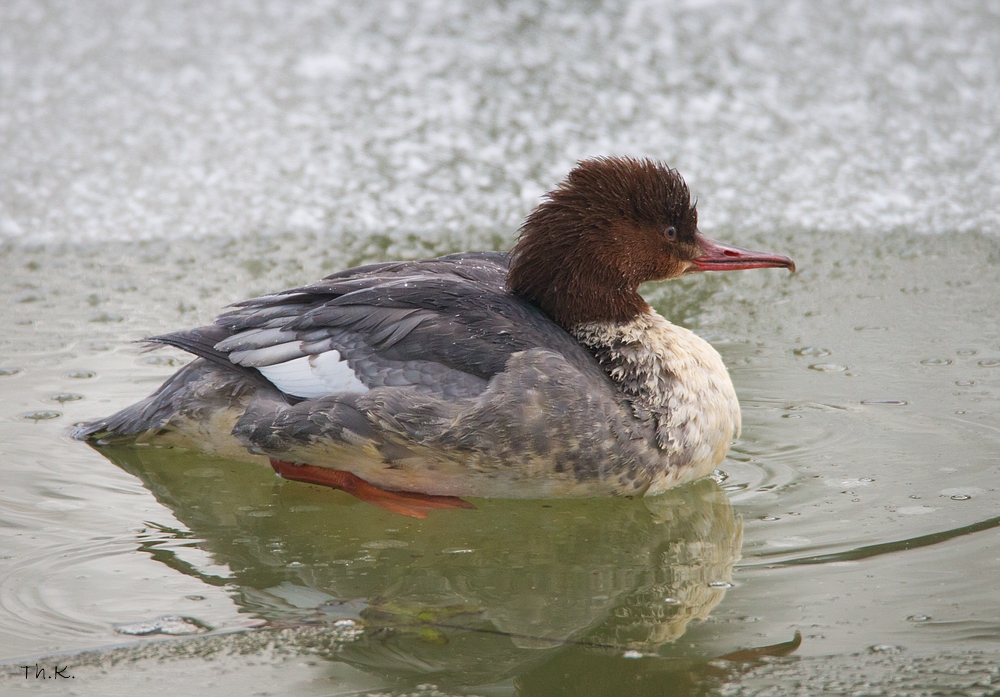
[[0, 367, 22, 377], [143, 355, 185, 367], [861, 399, 907, 405], [21, 410, 61, 421], [809, 363, 847, 372], [361, 540, 409, 550], [760, 516, 780, 521], [708, 581, 734, 589], [794, 347, 832, 357], [978, 359, 1000, 368], [50, 392, 83, 403], [67, 370, 96, 379], [907, 614, 931, 622], [114, 615, 210, 636], [868, 644, 902, 653], [919, 358, 952, 366], [956, 349, 977, 356], [950, 494, 972, 501], [955, 380, 975, 386]]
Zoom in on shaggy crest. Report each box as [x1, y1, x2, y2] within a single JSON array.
[[507, 157, 700, 327]]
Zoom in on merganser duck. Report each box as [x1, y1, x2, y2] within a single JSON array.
[[76, 157, 794, 517]]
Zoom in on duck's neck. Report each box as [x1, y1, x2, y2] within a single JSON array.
[[569, 310, 741, 472]]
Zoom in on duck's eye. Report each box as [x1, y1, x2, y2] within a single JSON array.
[[665, 226, 677, 239]]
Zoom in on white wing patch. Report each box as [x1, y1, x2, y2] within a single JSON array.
[[255, 350, 369, 399]]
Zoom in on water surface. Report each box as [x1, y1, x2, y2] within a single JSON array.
[[2, 1, 999, 695]]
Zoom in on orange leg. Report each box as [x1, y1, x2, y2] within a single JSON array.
[[269, 459, 475, 519]]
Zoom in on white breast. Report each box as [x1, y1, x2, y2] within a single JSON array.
[[572, 311, 741, 494]]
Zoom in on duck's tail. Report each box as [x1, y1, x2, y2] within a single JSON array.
[[72, 359, 218, 443]]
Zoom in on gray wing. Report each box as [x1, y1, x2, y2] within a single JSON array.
[[149, 251, 605, 402]]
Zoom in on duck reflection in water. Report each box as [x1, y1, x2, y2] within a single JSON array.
[[96, 445, 777, 690]]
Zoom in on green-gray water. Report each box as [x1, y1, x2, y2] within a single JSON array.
[[2, 2, 999, 695]]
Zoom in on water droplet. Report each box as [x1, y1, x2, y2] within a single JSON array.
[[907, 614, 931, 622], [50, 392, 83, 403], [955, 410, 966, 414], [361, 540, 409, 549], [623, 650, 645, 659], [67, 370, 96, 379], [955, 380, 975, 386], [185, 595, 206, 601], [708, 581, 734, 589], [760, 516, 780, 521], [956, 349, 978, 356], [114, 615, 211, 636], [662, 597, 679, 605], [794, 347, 832, 357], [442, 548, 474, 554], [861, 399, 907, 405], [142, 355, 185, 367], [861, 477, 874, 482], [908, 495, 921, 500], [919, 358, 952, 366], [978, 359, 1000, 368], [331, 618, 364, 641], [868, 644, 902, 653], [950, 494, 971, 501], [0, 367, 22, 377], [809, 363, 847, 372], [782, 413, 803, 419], [711, 469, 729, 484], [21, 410, 61, 421]]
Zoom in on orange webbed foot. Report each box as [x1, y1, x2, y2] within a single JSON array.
[[269, 459, 476, 519]]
